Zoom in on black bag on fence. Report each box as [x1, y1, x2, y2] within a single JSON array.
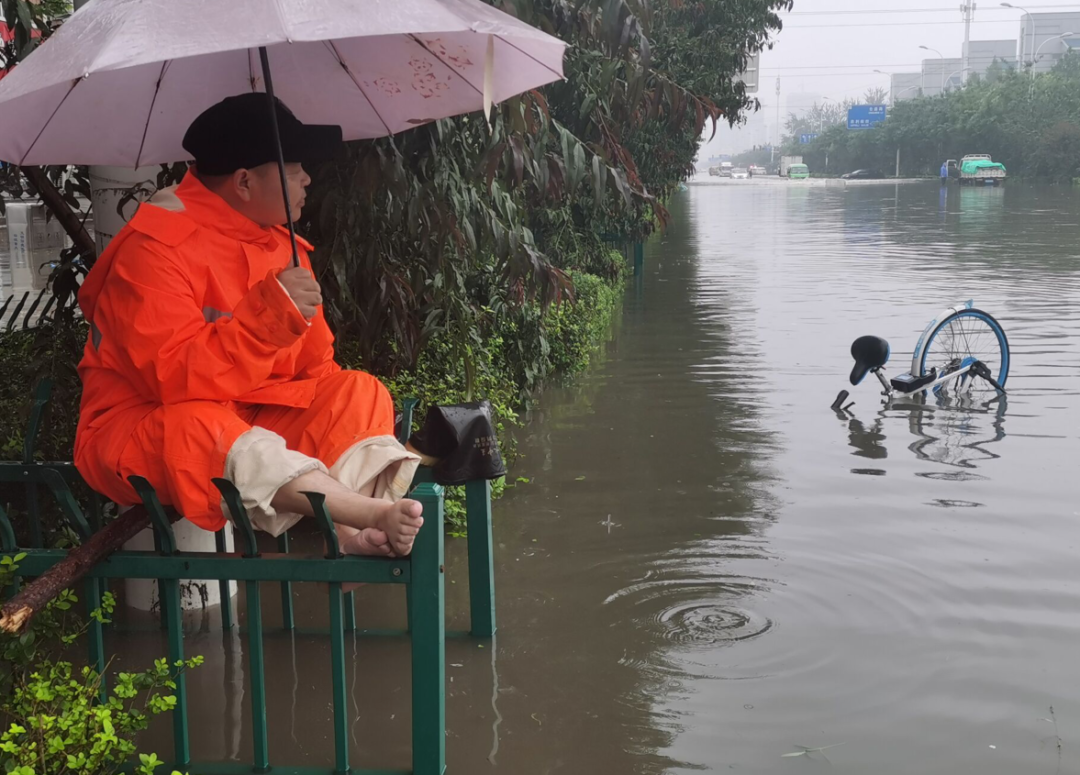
[[408, 401, 507, 486]]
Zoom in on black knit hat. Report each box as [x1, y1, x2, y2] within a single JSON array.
[[182, 93, 343, 175]]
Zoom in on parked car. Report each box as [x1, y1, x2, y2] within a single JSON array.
[[749, 165, 767, 176], [731, 167, 750, 179], [841, 169, 886, 180], [708, 166, 721, 177]]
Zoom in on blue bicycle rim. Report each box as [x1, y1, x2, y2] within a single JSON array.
[[919, 309, 1010, 388]]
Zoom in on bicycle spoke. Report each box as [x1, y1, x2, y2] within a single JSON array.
[[923, 312, 1005, 397]]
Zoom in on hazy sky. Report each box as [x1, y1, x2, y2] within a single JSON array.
[[700, 0, 1080, 156]]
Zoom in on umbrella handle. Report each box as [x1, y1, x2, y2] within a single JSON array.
[[258, 46, 302, 269]]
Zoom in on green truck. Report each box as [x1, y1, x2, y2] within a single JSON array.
[[946, 154, 1006, 186]]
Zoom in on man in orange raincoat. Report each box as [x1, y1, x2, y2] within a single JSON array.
[[75, 94, 424, 556]]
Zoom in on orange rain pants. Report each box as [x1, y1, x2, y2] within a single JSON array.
[[75, 171, 393, 531]]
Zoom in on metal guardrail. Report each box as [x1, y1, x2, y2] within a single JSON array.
[[1, 472, 448, 775], [0, 287, 73, 332]]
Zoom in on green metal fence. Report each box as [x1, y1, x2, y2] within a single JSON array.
[[0, 383, 499, 774]]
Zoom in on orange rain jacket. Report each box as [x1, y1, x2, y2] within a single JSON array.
[[74, 171, 384, 528]]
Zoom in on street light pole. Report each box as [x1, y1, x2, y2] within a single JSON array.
[[873, 69, 892, 103], [945, 68, 970, 90], [1001, 3, 1035, 67], [920, 45, 946, 94], [1031, 32, 1073, 95]]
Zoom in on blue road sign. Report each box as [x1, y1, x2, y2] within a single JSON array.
[[799, 133, 819, 144], [847, 104, 887, 130]]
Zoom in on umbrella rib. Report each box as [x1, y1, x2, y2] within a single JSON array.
[[324, 40, 393, 137], [18, 78, 80, 166], [135, 60, 170, 168], [494, 36, 564, 82], [407, 34, 482, 98]]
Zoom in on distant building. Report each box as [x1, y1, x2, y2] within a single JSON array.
[[890, 72, 923, 103], [963, 39, 1018, 79], [921, 58, 962, 96], [1019, 12, 1080, 73]]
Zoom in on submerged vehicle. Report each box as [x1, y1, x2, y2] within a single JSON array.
[[946, 155, 1006, 186], [787, 163, 810, 180]]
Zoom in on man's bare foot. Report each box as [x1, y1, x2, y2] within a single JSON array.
[[376, 499, 424, 556], [340, 527, 395, 557]]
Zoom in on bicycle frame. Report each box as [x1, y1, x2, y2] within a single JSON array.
[[869, 360, 977, 399]]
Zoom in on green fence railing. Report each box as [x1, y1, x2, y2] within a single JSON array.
[[1, 465, 447, 775], [0, 381, 502, 774]]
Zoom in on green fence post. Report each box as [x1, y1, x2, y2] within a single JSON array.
[[85, 577, 106, 703], [304, 492, 350, 774], [277, 532, 295, 630], [163, 574, 189, 767], [344, 590, 357, 633], [409, 483, 445, 775], [0, 501, 15, 553], [131, 476, 189, 768], [245, 575, 270, 773], [465, 479, 496, 637], [328, 579, 349, 775], [214, 528, 233, 630], [0, 502, 18, 598], [213, 479, 271, 772], [398, 397, 420, 444]]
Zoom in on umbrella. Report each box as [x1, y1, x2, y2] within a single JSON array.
[[0, 0, 566, 264]]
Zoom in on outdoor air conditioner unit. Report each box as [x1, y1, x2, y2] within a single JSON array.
[[5, 200, 67, 293]]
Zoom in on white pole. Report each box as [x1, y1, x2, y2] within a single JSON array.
[[896, 147, 901, 178], [961, 1, 975, 84], [771, 76, 780, 165], [1030, 13, 1036, 68]]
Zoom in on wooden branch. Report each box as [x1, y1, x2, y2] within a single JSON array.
[[0, 506, 179, 634], [19, 166, 97, 261]]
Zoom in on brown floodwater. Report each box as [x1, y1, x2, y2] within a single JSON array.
[[114, 178, 1080, 774]]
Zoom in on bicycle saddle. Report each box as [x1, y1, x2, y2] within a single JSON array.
[[849, 335, 890, 385]]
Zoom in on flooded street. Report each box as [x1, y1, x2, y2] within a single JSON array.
[[127, 179, 1080, 774]]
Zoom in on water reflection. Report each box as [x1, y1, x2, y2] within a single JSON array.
[[837, 392, 1009, 470]]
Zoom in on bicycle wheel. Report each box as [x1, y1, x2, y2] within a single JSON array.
[[919, 308, 1009, 396]]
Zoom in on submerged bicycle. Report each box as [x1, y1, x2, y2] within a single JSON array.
[[832, 300, 1009, 411]]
